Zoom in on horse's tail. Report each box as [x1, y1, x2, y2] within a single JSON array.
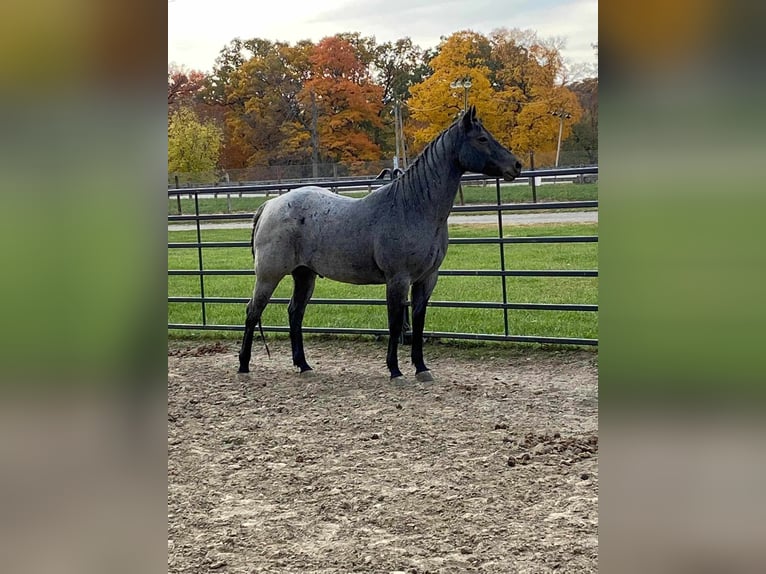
[[250, 202, 267, 261]]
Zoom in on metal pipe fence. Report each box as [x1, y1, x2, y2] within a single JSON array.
[[168, 166, 598, 346]]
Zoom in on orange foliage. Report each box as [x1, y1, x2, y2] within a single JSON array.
[[302, 36, 384, 163]]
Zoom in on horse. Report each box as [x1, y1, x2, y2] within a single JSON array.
[[238, 105, 522, 380]]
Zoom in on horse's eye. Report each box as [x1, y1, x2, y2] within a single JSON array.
[[477, 136, 489, 143]]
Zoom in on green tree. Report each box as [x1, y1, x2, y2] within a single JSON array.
[[373, 38, 429, 105], [168, 107, 223, 182], [371, 38, 431, 161], [561, 76, 598, 164]]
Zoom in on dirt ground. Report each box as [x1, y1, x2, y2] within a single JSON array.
[[168, 338, 598, 573]]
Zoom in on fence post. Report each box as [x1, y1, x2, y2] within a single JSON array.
[[332, 164, 338, 193], [496, 178, 509, 337], [194, 193, 207, 326], [174, 175, 182, 215], [529, 151, 537, 203]]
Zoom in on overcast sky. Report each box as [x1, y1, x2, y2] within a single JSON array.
[[168, 0, 598, 74]]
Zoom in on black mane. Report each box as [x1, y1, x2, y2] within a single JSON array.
[[377, 119, 463, 207]]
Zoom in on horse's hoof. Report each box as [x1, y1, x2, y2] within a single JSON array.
[[237, 367, 249, 374], [299, 369, 315, 378], [391, 375, 407, 383], [416, 370, 434, 382]]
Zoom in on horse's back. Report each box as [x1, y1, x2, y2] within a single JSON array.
[[262, 186, 356, 217], [253, 186, 382, 283]]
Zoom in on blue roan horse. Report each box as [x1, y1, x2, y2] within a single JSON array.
[[239, 106, 522, 380]]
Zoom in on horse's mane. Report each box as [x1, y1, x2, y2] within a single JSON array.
[[382, 118, 462, 205]]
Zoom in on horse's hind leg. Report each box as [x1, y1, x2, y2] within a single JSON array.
[[411, 272, 438, 382], [289, 266, 317, 373], [238, 278, 280, 373]]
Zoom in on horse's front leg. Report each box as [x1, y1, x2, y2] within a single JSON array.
[[385, 277, 410, 379], [411, 272, 439, 382]]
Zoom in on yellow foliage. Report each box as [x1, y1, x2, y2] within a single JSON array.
[[168, 107, 223, 179], [406, 29, 583, 160]]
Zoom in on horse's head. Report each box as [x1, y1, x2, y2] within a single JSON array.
[[457, 105, 522, 181]]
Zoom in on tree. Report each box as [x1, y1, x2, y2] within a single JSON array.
[[371, 38, 431, 162], [406, 29, 583, 162], [168, 107, 223, 182], [407, 31, 500, 150], [188, 29, 588, 175], [372, 38, 430, 105], [168, 65, 208, 113], [204, 38, 270, 106], [489, 29, 580, 158], [300, 36, 384, 164], [562, 76, 598, 164], [560, 42, 598, 165], [221, 39, 313, 168]]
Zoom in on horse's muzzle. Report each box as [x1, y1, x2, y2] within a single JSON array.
[[502, 161, 522, 181]]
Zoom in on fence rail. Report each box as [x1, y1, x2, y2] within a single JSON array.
[[169, 150, 598, 187], [168, 166, 598, 346], [168, 167, 596, 196]]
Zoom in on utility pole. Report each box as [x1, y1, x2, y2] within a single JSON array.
[[397, 102, 407, 168], [310, 90, 319, 179], [450, 77, 472, 113], [549, 110, 571, 168], [393, 101, 401, 171], [450, 78, 472, 205]]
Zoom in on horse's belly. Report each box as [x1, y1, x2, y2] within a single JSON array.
[[311, 254, 386, 285]]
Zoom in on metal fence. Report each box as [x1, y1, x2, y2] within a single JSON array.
[[169, 150, 598, 188], [168, 166, 598, 346]]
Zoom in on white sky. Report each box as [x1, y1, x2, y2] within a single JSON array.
[[168, 0, 598, 74]]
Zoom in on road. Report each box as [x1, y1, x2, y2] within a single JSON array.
[[168, 210, 597, 231]]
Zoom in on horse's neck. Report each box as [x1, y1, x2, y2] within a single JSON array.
[[398, 128, 463, 222]]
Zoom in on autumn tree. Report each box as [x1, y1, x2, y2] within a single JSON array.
[[218, 39, 314, 169], [335, 32, 378, 70], [300, 36, 384, 164], [490, 29, 584, 159], [201, 39, 297, 169], [408, 31, 499, 150], [204, 38, 270, 106], [168, 65, 210, 115], [192, 28, 588, 176], [406, 29, 583, 162], [168, 107, 223, 182]]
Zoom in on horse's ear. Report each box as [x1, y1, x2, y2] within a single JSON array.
[[470, 105, 477, 121], [461, 107, 474, 130]]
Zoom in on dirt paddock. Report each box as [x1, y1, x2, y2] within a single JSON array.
[[168, 338, 598, 573]]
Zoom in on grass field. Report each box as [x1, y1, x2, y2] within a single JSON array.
[[168, 221, 598, 344], [168, 182, 598, 216]]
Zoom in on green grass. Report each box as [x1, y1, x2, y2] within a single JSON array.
[[168, 222, 598, 342], [457, 181, 597, 204], [168, 182, 598, 215]]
